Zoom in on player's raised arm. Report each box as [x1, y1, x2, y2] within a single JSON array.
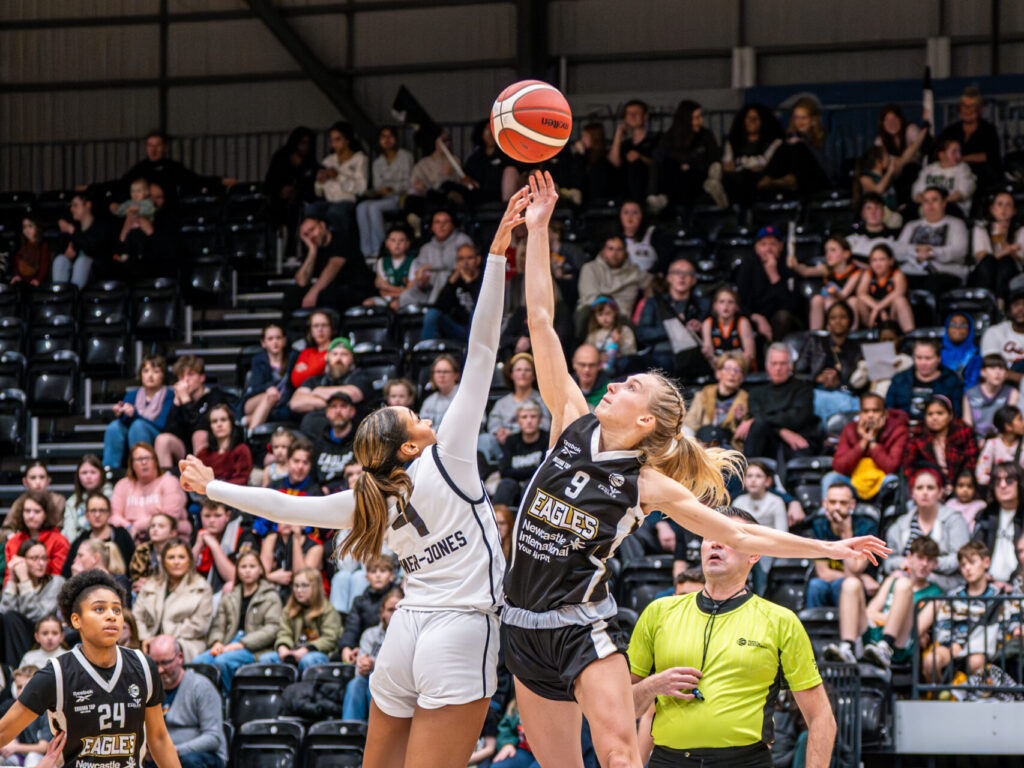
[[523, 170, 589, 443], [640, 468, 891, 563], [180, 456, 356, 530]]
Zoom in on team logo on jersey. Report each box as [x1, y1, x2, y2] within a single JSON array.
[[128, 684, 140, 699], [526, 490, 598, 540], [73, 689, 93, 704], [560, 441, 581, 457], [80, 733, 136, 757], [608, 473, 624, 488], [596, 483, 621, 498]]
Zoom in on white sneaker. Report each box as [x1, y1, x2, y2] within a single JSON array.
[[863, 640, 893, 668], [823, 641, 857, 665]]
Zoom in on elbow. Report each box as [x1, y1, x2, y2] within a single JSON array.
[[527, 310, 553, 331]]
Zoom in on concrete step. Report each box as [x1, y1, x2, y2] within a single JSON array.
[[192, 328, 264, 340], [73, 423, 108, 434], [237, 291, 284, 305], [37, 441, 104, 457]]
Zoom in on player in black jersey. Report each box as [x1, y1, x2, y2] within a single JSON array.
[[0, 570, 181, 768], [509, 171, 890, 768]]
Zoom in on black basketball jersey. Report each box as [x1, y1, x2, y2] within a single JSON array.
[[18, 645, 163, 768], [504, 413, 645, 611]]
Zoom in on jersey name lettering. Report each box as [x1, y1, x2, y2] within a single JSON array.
[[526, 490, 598, 540], [80, 734, 136, 757], [399, 530, 468, 573]]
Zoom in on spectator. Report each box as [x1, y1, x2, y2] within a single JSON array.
[[787, 236, 864, 331], [69, 539, 129, 595], [487, 353, 551, 445], [367, 225, 416, 310], [971, 191, 1024, 302], [121, 129, 233, 202], [62, 492, 134, 580], [9, 218, 49, 286], [885, 468, 970, 590], [964, 355, 1018, 440], [806, 483, 879, 608], [191, 498, 252, 594], [976, 407, 1024, 489], [418, 354, 461, 427], [308, 121, 368, 250], [3, 493, 68, 583], [135, 538, 214, 661], [409, 210, 475, 306], [493, 504, 514, 562], [635, 257, 709, 375], [733, 225, 803, 341], [338, 555, 396, 663], [608, 99, 657, 204], [796, 301, 864, 420], [700, 285, 756, 370], [902, 394, 977, 492], [575, 236, 652, 330], [886, 340, 963, 421], [342, 587, 402, 722], [949, 469, 987, 532], [824, 394, 908, 502], [128, 512, 178, 590], [111, 442, 190, 542], [261, 519, 324, 600], [194, 551, 283, 694], [463, 119, 516, 205], [857, 146, 899, 216], [823, 536, 944, 667], [937, 87, 1002, 189], [619, 201, 672, 275], [261, 427, 295, 488], [894, 186, 970, 293], [941, 312, 982, 389], [875, 103, 929, 206], [288, 217, 373, 313], [570, 122, 616, 203], [406, 130, 477, 217], [62, 455, 112, 543], [1, 665, 53, 766], [267, 439, 323, 505], [146, 635, 227, 768], [241, 323, 296, 431], [103, 353, 174, 470], [383, 378, 416, 408], [682, 352, 750, 449], [53, 192, 113, 287], [494, 402, 549, 508], [735, 343, 819, 460], [356, 126, 414, 260], [584, 296, 637, 373], [721, 103, 785, 208], [422, 244, 484, 342], [970, 462, 1024, 583], [313, 392, 357, 494], [18, 462, 65, 525], [855, 243, 915, 332], [654, 100, 722, 209], [260, 567, 341, 672], [264, 126, 317, 250], [847, 194, 902, 259], [289, 337, 371, 438], [290, 310, 335, 389], [981, 275, 1024, 382], [0, 540, 65, 667], [18, 615, 66, 670], [112, 177, 158, 276], [912, 138, 976, 216], [195, 405, 252, 486], [762, 96, 831, 194], [489, 698, 539, 768], [571, 344, 609, 410], [155, 355, 230, 471], [732, 460, 787, 595]]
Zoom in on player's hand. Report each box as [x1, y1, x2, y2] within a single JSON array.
[[489, 186, 529, 255], [525, 170, 558, 231], [38, 732, 66, 768], [829, 536, 891, 566], [649, 667, 702, 699], [179, 455, 215, 495]]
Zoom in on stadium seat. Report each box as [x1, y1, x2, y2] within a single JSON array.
[[185, 256, 229, 302], [765, 558, 813, 612], [408, 338, 465, 385], [791, 227, 824, 265], [689, 205, 739, 242], [672, 236, 708, 266], [177, 180, 224, 220], [28, 282, 77, 324], [227, 220, 271, 264], [186, 662, 222, 692], [0, 352, 26, 390], [232, 718, 304, 768], [938, 287, 998, 321], [0, 285, 18, 317], [614, 607, 640, 647], [80, 281, 129, 324], [395, 305, 428, 350], [793, 483, 822, 513], [132, 278, 182, 340], [825, 410, 858, 449], [236, 344, 263, 390], [0, 191, 35, 224], [301, 720, 366, 768], [0, 317, 24, 356], [619, 555, 674, 600], [805, 191, 854, 235], [0, 388, 28, 453], [907, 290, 937, 328], [785, 456, 833, 486], [797, 606, 841, 658], [35, 189, 73, 225], [300, 663, 356, 685], [28, 315, 76, 357], [26, 350, 80, 414], [180, 218, 220, 261], [229, 663, 297, 724], [225, 182, 270, 220], [751, 193, 801, 230], [349, 326, 393, 347], [898, 326, 945, 355], [626, 583, 664, 614], [342, 305, 392, 333]]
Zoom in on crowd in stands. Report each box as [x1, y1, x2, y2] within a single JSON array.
[[6, 84, 1024, 762]]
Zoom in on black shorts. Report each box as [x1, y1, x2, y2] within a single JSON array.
[[501, 616, 626, 702]]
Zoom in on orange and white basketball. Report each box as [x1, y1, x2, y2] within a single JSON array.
[[490, 80, 572, 164]]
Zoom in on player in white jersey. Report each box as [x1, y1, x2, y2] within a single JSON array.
[[508, 171, 890, 768], [178, 189, 528, 768]]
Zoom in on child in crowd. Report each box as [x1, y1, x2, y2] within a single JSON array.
[[584, 296, 637, 373], [492, 698, 538, 768], [113, 178, 156, 221], [10, 218, 50, 287], [260, 567, 341, 672], [947, 469, 986, 532], [368, 225, 416, 309], [339, 555, 397, 662], [1, 666, 51, 767], [731, 460, 788, 595], [17, 616, 66, 670], [941, 313, 982, 389], [963, 355, 1017, 439], [701, 285, 756, 369], [383, 378, 417, 408], [261, 427, 295, 488], [342, 587, 402, 722], [975, 405, 1024, 488], [192, 497, 255, 594], [268, 437, 322, 498], [127, 512, 178, 590], [242, 323, 296, 432], [855, 243, 914, 331], [824, 536, 944, 667], [786, 235, 863, 330]]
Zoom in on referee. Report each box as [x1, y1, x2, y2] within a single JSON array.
[[629, 507, 836, 767]]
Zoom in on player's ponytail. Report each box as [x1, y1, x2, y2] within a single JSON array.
[[340, 407, 414, 564], [638, 372, 745, 507]]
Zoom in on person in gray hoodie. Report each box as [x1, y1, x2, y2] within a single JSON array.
[[0, 540, 65, 667]]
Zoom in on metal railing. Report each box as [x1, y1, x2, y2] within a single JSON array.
[[912, 594, 1024, 699]]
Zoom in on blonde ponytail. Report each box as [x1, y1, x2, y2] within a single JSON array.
[[639, 372, 745, 506]]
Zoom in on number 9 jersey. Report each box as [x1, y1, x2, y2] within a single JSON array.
[[504, 413, 646, 612]]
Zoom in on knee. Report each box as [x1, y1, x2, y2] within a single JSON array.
[[840, 576, 862, 595], [599, 744, 636, 768]]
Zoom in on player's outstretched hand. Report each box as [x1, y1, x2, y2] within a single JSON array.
[[179, 455, 215, 495], [524, 170, 558, 231], [38, 731, 66, 768], [489, 185, 530, 256], [830, 536, 892, 566]]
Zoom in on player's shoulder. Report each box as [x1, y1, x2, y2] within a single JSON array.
[[639, 592, 698, 623], [747, 595, 808, 634]]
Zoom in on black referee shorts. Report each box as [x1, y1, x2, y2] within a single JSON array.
[[648, 743, 772, 767]]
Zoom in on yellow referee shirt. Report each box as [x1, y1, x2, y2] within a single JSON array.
[[628, 591, 822, 750]]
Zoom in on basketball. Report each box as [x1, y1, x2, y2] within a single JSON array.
[[490, 79, 572, 164]]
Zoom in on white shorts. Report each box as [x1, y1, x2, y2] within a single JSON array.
[[369, 607, 499, 718]]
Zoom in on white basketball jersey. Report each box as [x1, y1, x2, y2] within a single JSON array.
[[385, 445, 505, 613]]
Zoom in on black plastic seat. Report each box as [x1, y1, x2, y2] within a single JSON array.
[[28, 315, 76, 357], [232, 719, 303, 768], [27, 350, 80, 414], [300, 663, 356, 685], [81, 314, 129, 376], [80, 281, 129, 324], [0, 351, 26, 390], [180, 221, 220, 261], [229, 663, 297, 724], [301, 720, 366, 768], [626, 583, 664, 614], [185, 256, 228, 301], [28, 282, 77, 324], [132, 279, 181, 340], [185, 662, 221, 691], [0, 316, 24, 356], [227, 221, 270, 263], [0, 388, 27, 453], [342, 305, 393, 332]]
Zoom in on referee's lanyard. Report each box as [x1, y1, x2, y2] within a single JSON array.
[[692, 586, 748, 702]]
